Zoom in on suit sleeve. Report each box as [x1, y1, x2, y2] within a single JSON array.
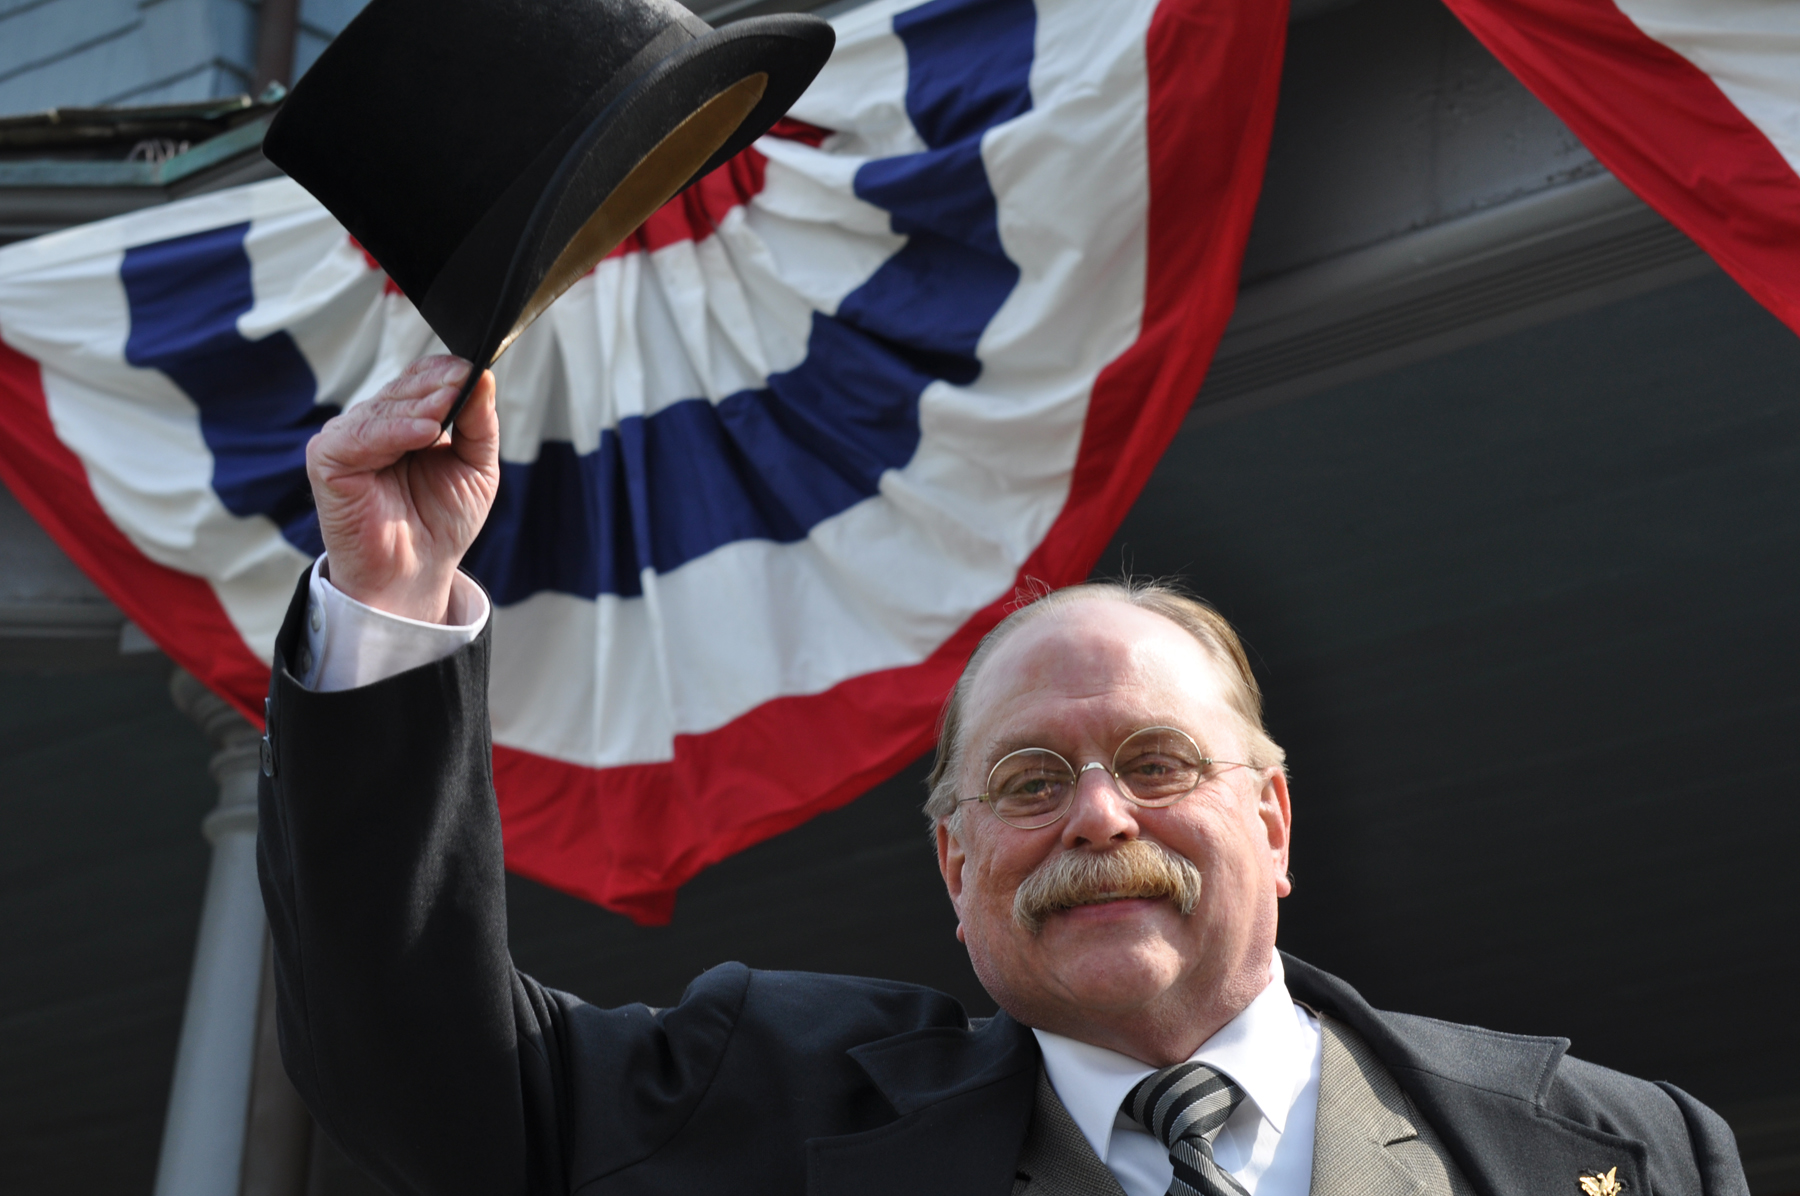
[[256, 565, 561, 1196], [257, 565, 771, 1195]]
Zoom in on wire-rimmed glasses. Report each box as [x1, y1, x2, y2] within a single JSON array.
[[958, 725, 1257, 829]]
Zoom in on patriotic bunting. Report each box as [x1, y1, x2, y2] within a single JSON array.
[[1442, 0, 1800, 337], [0, 0, 1286, 922]]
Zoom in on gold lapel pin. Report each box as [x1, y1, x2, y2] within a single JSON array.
[[1579, 1167, 1624, 1196]]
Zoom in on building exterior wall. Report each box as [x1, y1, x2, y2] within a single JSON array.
[[0, 0, 253, 111], [293, 0, 369, 81], [1242, 0, 1603, 283], [0, 0, 374, 114]]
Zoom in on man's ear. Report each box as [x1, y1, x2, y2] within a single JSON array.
[[936, 819, 971, 942], [937, 819, 967, 901], [1260, 769, 1294, 898]]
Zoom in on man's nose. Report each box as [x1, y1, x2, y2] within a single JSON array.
[[1060, 763, 1139, 846]]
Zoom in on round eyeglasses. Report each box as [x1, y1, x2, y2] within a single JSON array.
[[958, 726, 1257, 829]]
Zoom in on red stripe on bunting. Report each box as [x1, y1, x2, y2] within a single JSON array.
[[493, 0, 1290, 925], [597, 121, 828, 263], [0, 337, 271, 723], [348, 237, 405, 295], [1441, 0, 1800, 337], [610, 120, 830, 259], [764, 116, 832, 148], [605, 147, 772, 260]]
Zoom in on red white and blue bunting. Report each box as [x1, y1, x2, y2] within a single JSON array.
[[0, 0, 1286, 922], [1444, 0, 1800, 338]]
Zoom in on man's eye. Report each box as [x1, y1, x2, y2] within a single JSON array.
[[1003, 772, 1065, 796]]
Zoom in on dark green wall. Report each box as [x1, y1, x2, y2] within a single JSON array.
[[0, 661, 215, 1194]]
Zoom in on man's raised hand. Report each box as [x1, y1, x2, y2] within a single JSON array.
[[305, 356, 499, 623]]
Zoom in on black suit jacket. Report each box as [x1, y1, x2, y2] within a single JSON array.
[[256, 572, 1746, 1196]]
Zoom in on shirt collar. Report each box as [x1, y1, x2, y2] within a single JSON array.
[[1031, 950, 1308, 1163]]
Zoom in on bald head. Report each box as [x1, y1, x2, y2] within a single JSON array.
[[925, 580, 1283, 826]]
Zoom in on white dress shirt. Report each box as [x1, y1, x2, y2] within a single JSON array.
[[1034, 951, 1321, 1196], [298, 557, 487, 692], [299, 562, 1325, 1196]]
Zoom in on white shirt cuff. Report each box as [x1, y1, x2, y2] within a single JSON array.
[[298, 556, 490, 692]]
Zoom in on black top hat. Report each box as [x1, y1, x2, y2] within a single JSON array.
[[263, 0, 833, 420]]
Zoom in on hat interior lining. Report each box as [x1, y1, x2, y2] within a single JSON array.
[[494, 70, 770, 361]]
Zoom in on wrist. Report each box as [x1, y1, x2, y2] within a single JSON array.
[[322, 557, 460, 625]]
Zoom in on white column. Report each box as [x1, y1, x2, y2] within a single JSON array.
[[153, 669, 267, 1196]]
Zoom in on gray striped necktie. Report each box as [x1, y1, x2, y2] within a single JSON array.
[[1123, 1062, 1251, 1196]]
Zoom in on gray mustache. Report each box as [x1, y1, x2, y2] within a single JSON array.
[[1013, 840, 1203, 933]]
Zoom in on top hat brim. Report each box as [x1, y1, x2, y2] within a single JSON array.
[[421, 14, 834, 424]]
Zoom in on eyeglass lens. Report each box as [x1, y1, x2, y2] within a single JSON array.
[[984, 727, 1218, 828]]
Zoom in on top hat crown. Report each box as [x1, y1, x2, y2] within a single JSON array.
[[264, 0, 833, 397]]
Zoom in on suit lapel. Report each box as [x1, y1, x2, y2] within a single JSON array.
[[1014, 1068, 1127, 1196], [1312, 1013, 1469, 1196], [1286, 955, 1650, 1196], [807, 1012, 1039, 1196]]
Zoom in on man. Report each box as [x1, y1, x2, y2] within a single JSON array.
[[259, 357, 1747, 1196]]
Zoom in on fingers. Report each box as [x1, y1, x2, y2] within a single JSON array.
[[386, 354, 470, 405], [307, 357, 473, 481], [308, 400, 441, 482], [360, 355, 470, 431]]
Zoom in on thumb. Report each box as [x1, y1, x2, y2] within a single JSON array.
[[450, 369, 500, 479]]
